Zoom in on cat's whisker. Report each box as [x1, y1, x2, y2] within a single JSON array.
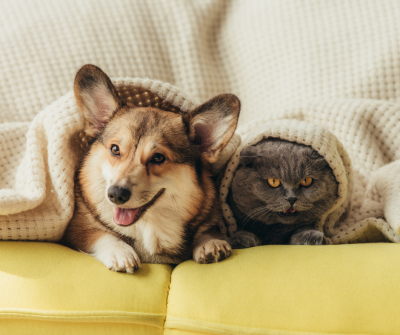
[[240, 206, 270, 230], [256, 210, 273, 226], [241, 206, 268, 220], [254, 210, 271, 223], [242, 205, 265, 216], [249, 209, 275, 232]]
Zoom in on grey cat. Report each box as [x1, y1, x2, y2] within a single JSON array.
[[227, 139, 338, 248]]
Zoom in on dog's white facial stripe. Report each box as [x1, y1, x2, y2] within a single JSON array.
[[102, 160, 134, 193], [101, 161, 114, 183]]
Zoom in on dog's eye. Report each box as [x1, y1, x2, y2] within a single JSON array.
[[150, 153, 166, 164], [110, 145, 120, 156]]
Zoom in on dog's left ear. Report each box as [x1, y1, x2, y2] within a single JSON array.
[[182, 94, 240, 163], [74, 64, 122, 137]]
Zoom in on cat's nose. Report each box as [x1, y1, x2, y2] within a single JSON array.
[[286, 197, 297, 206]]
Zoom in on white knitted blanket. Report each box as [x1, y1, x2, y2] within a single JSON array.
[[0, 80, 197, 240], [1, 0, 400, 241]]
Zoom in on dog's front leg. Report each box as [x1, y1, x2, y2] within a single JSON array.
[[193, 227, 232, 264], [91, 233, 141, 273]]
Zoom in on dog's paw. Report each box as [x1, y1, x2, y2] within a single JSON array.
[[290, 229, 325, 245], [107, 242, 141, 273], [229, 231, 261, 249], [194, 239, 232, 264], [92, 235, 141, 273]]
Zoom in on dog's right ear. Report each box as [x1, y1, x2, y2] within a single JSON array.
[[182, 94, 240, 164], [74, 64, 122, 137]]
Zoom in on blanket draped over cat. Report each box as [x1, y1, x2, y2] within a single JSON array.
[[218, 117, 400, 244]]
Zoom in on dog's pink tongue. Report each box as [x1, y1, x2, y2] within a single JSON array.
[[113, 208, 137, 226]]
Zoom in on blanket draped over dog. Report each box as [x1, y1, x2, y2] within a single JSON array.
[[0, 79, 198, 240]]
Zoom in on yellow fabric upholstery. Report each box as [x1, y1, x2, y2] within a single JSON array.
[[0, 242, 172, 335], [2, 242, 400, 334], [166, 244, 400, 335]]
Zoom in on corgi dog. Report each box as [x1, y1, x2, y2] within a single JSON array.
[[62, 65, 240, 272]]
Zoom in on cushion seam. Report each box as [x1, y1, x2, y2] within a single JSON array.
[[165, 315, 376, 335], [164, 265, 175, 329], [0, 309, 165, 325]]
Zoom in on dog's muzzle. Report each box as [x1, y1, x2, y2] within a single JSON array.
[[112, 188, 165, 226], [108, 186, 131, 205]]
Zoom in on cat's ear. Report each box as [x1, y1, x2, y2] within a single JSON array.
[[74, 64, 122, 137], [182, 94, 240, 163], [240, 145, 260, 166]]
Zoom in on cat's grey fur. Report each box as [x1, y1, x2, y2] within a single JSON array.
[[227, 139, 338, 248]]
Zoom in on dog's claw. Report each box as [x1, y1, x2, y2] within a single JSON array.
[[94, 236, 141, 273], [194, 239, 232, 264]]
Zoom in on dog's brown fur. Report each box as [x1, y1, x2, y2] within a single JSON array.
[[62, 65, 240, 272]]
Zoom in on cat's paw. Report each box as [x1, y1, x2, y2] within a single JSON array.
[[290, 229, 325, 245], [92, 235, 141, 273], [230, 230, 261, 249], [194, 239, 232, 264]]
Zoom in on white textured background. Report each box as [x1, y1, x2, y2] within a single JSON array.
[[2, 0, 400, 240], [2, 0, 400, 125]]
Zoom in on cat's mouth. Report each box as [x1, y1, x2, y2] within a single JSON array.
[[279, 207, 298, 217]]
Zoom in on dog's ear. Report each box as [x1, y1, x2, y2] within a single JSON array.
[[182, 94, 240, 163], [74, 64, 122, 137]]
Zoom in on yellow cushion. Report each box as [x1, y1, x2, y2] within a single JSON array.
[[166, 244, 400, 335], [0, 242, 172, 335]]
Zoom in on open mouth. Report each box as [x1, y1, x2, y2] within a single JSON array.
[[278, 207, 298, 217], [113, 188, 165, 227]]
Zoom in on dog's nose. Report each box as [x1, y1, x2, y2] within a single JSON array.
[[286, 197, 297, 206], [108, 186, 131, 205]]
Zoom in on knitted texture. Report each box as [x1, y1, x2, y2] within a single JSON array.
[[2, 0, 400, 124], [0, 79, 197, 240], [218, 104, 400, 244], [2, 0, 400, 240]]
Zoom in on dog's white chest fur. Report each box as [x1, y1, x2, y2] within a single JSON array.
[[113, 210, 184, 255], [139, 213, 185, 254]]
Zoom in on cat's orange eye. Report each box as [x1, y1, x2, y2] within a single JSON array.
[[267, 178, 281, 188], [300, 177, 313, 187]]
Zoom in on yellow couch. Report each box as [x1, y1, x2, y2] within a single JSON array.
[[1, 242, 399, 335]]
